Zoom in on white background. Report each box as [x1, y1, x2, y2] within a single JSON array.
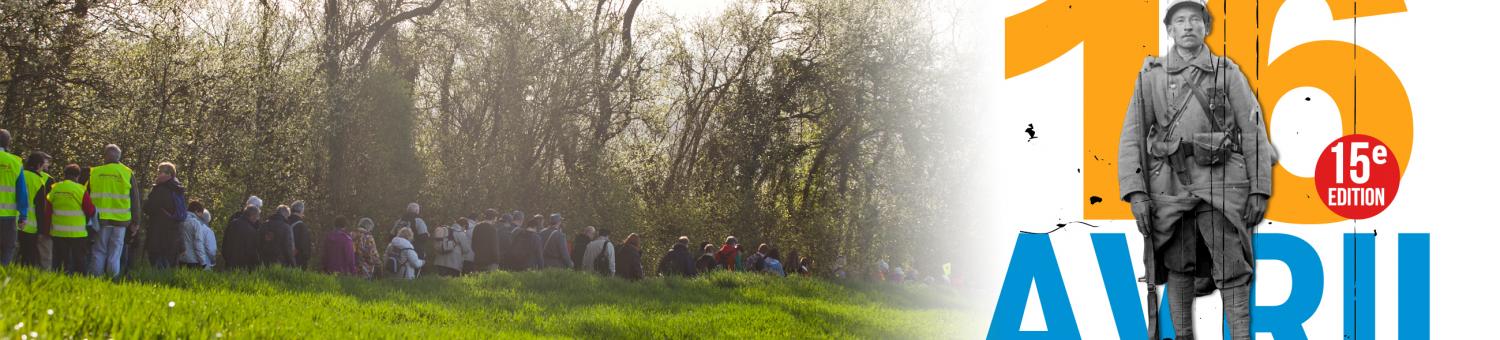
[[961, 0, 1500, 338]]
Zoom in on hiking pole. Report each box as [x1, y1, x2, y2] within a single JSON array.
[[1134, 71, 1161, 340]]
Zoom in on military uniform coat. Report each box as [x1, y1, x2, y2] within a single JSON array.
[[1117, 47, 1278, 274]]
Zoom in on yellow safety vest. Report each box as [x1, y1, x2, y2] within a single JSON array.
[[20, 170, 49, 233], [48, 180, 87, 238], [0, 151, 22, 217], [88, 163, 133, 222]]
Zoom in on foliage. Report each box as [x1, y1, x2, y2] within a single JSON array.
[[0, 0, 977, 277]]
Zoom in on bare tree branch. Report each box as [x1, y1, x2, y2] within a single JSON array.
[[355, 0, 447, 71]]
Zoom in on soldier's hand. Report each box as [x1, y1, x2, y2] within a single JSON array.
[[1127, 193, 1153, 235], [1244, 194, 1269, 227]]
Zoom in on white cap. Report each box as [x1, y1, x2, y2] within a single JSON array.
[[246, 196, 263, 209]]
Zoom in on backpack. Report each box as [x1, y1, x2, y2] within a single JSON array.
[[434, 227, 456, 254], [750, 253, 767, 272], [542, 229, 561, 258], [384, 247, 412, 278], [593, 241, 613, 275], [766, 258, 785, 276], [290, 221, 307, 255], [290, 220, 306, 239]]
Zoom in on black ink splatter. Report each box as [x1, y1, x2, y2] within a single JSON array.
[[1305, 97, 1311, 101], [1020, 221, 1103, 234], [1089, 196, 1103, 205], [1025, 124, 1038, 142]]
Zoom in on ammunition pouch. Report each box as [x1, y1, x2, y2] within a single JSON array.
[[1188, 132, 1234, 166]]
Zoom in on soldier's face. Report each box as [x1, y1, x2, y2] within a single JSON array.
[[1167, 8, 1207, 50]]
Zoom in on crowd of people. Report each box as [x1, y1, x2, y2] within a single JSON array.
[[0, 129, 225, 278], [291, 204, 825, 281], [0, 129, 861, 282]]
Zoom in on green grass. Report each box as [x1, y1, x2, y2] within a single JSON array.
[[0, 266, 984, 338]]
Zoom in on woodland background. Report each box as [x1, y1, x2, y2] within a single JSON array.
[[0, 0, 981, 276]]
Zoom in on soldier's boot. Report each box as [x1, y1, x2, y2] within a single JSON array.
[[1169, 271, 1196, 340], [1222, 283, 1251, 340]]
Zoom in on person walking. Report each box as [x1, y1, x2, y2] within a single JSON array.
[[321, 217, 357, 275], [498, 212, 522, 271], [87, 144, 139, 277], [45, 164, 93, 274], [695, 243, 717, 274], [391, 203, 430, 259], [581, 228, 615, 276], [288, 200, 312, 269], [616, 233, 644, 280], [454, 218, 475, 273], [509, 215, 544, 271], [0, 129, 31, 266], [351, 217, 382, 279], [714, 236, 740, 272], [762, 247, 786, 277], [427, 223, 463, 277], [539, 213, 572, 269], [221, 205, 262, 271], [144, 162, 187, 269], [470, 209, 503, 272], [258, 205, 295, 267], [387, 227, 424, 279], [17, 152, 51, 268], [746, 244, 769, 272], [571, 225, 594, 270], [178, 200, 216, 270], [656, 236, 698, 277]]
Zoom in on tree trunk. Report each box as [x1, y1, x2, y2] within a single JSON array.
[[324, 0, 347, 213]]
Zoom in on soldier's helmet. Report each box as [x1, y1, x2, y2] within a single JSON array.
[[1163, 0, 1213, 27]]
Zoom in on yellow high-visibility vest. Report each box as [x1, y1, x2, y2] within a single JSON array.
[[0, 151, 22, 217], [88, 162, 133, 222], [20, 170, 49, 233], [48, 180, 87, 238]]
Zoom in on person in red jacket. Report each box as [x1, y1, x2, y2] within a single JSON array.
[[714, 236, 740, 271]]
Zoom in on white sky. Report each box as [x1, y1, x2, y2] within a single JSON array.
[[646, 0, 734, 20]]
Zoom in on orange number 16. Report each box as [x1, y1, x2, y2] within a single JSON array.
[[1006, 0, 1412, 223]]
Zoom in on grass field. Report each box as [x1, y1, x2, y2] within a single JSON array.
[[0, 266, 984, 338]]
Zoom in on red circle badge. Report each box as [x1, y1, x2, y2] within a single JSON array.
[[1315, 134, 1401, 219]]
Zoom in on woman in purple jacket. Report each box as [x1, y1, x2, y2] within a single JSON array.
[[321, 217, 357, 275]]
